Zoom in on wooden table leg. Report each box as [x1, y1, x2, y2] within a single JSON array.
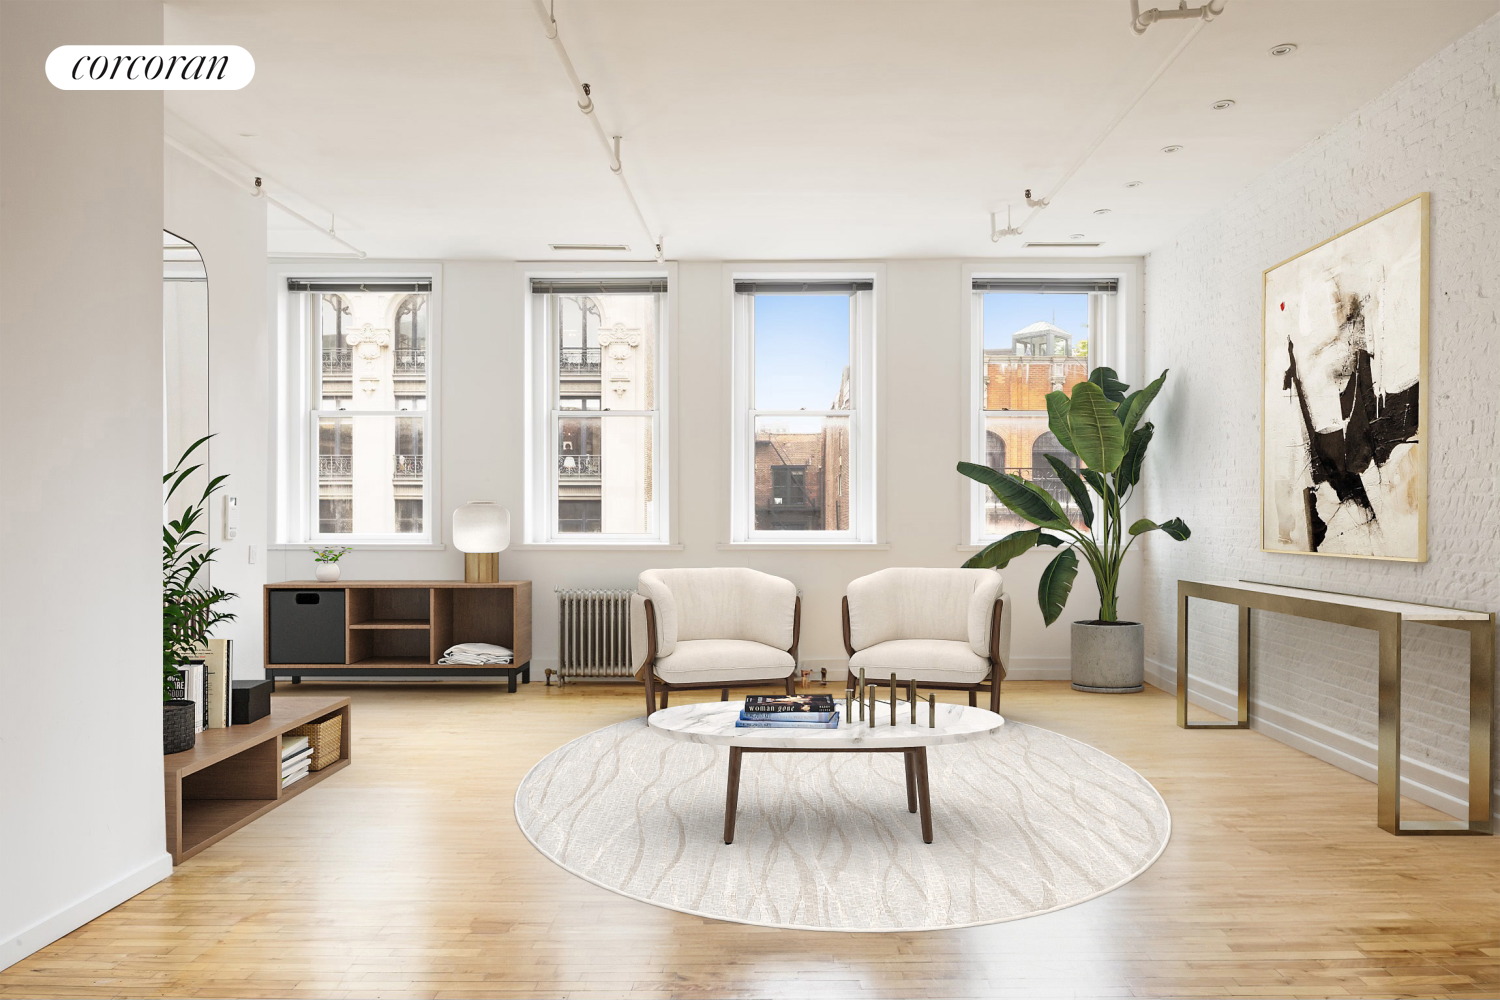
[[914, 746, 933, 843], [903, 750, 917, 813], [724, 746, 743, 844]]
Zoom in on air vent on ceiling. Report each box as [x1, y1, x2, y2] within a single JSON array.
[[549, 243, 631, 252], [1024, 241, 1104, 248]]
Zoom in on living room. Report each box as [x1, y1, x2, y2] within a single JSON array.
[[5, 1, 1500, 997]]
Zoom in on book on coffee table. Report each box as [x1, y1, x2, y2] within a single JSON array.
[[743, 694, 835, 713], [735, 711, 840, 730]]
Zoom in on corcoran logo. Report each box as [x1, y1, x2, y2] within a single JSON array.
[[46, 45, 254, 90]]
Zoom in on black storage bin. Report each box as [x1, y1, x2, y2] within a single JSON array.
[[269, 589, 346, 663]]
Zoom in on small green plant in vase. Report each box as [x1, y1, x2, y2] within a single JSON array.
[[957, 368, 1190, 692], [312, 545, 351, 582]]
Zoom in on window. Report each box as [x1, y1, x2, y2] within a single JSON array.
[[528, 276, 667, 542], [969, 276, 1117, 542], [285, 277, 436, 543], [732, 276, 876, 543]]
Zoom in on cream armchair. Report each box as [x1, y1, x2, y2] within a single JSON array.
[[841, 567, 1010, 712], [630, 568, 801, 716]]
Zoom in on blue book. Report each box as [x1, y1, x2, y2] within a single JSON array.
[[739, 710, 835, 723], [735, 712, 840, 730]]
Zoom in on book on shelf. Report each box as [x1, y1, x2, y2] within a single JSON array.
[[735, 712, 840, 730], [282, 763, 310, 789], [281, 735, 310, 761], [740, 710, 835, 723], [742, 694, 835, 714], [194, 638, 232, 729]]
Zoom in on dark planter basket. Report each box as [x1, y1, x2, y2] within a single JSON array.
[[164, 699, 196, 754]]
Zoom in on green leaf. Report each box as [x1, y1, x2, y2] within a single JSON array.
[[1037, 548, 1079, 626], [1079, 467, 1109, 499], [1042, 454, 1093, 528], [1065, 380, 1126, 473], [1128, 516, 1192, 540], [957, 463, 1070, 529], [1088, 366, 1129, 403], [964, 529, 1041, 569], [1114, 422, 1155, 492], [1117, 369, 1168, 439], [1045, 391, 1075, 454]]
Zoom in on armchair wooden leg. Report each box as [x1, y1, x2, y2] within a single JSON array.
[[989, 675, 1001, 714], [643, 671, 657, 717], [721, 688, 729, 701], [660, 687, 669, 709], [785, 675, 795, 696], [968, 689, 977, 707]]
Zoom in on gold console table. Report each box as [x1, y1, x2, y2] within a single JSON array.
[[1177, 580, 1493, 836]]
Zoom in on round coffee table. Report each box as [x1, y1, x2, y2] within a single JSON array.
[[648, 699, 1005, 844]]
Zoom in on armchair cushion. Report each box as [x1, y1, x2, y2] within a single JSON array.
[[846, 567, 1003, 657], [848, 639, 991, 685], [637, 568, 796, 654], [653, 639, 795, 684]]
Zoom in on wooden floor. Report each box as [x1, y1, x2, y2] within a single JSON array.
[[3, 680, 1499, 1000]]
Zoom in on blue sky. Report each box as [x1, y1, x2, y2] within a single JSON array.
[[982, 292, 1089, 350], [754, 295, 850, 410]]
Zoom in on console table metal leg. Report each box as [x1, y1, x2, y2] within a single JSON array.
[[1377, 615, 1402, 834], [724, 747, 743, 844], [903, 750, 917, 813], [913, 747, 933, 844], [1468, 617, 1494, 832], [1177, 583, 1249, 729]]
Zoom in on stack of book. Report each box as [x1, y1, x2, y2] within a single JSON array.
[[281, 735, 312, 788], [736, 694, 839, 729]]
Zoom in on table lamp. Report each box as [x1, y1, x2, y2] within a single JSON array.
[[453, 501, 510, 582]]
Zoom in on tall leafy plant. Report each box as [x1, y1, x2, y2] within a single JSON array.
[[958, 368, 1190, 625], [163, 435, 237, 699]]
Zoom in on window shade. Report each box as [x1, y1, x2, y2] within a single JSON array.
[[971, 277, 1118, 294], [287, 279, 432, 293], [530, 278, 668, 295], [735, 280, 873, 294]]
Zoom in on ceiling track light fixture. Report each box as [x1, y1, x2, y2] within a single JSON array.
[[1130, 0, 1227, 35], [1270, 42, 1298, 56], [991, 207, 1023, 242]]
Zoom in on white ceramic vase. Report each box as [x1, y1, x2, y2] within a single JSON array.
[[315, 562, 340, 582]]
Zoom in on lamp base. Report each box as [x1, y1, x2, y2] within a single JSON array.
[[464, 552, 499, 583]]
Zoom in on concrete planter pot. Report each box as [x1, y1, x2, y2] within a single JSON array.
[[1070, 620, 1145, 693]]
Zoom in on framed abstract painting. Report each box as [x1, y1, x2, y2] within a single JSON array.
[[1261, 193, 1428, 561]]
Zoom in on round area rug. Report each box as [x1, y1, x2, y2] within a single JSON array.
[[514, 717, 1170, 932]]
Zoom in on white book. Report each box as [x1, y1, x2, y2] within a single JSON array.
[[281, 750, 313, 775], [186, 663, 206, 733], [280, 735, 310, 760], [197, 639, 231, 729], [282, 765, 310, 788]]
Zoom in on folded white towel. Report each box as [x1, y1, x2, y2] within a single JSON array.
[[444, 642, 512, 658], [438, 654, 513, 665]]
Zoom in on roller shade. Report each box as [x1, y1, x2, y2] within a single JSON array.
[[287, 279, 431, 293], [971, 277, 1118, 294], [735, 280, 873, 294], [530, 278, 668, 295]]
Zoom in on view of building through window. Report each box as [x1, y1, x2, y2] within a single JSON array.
[[980, 290, 1092, 535], [752, 294, 853, 531], [548, 288, 658, 535], [312, 285, 429, 536]]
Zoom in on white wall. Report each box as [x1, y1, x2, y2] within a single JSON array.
[[165, 146, 270, 675], [268, 259, 1146, 680], [0, 1, 171, 969], [1139, 14, 1500, 818]]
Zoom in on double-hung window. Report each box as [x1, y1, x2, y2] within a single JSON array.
[[286, 276, 436, 543], [528, 277, 667, 543], [731, 276, 876, 543], [969, 276, 1117, 543]]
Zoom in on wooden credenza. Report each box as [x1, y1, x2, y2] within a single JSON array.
[[264, 580, 532, 689]]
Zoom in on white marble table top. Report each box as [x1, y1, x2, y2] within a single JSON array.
[[1190, 580, 1490, 622], [648, 700, 1004, 750]]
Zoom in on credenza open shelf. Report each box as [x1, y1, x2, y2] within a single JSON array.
[[263, 581, 532, 688]]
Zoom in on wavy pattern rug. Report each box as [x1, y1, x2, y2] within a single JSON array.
[[514, 718, 1170, 932]]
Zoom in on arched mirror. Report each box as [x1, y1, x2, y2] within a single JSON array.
[[163, 230, 210, 522]]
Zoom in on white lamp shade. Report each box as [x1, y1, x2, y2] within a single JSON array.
[[452, 502, 510, 553]]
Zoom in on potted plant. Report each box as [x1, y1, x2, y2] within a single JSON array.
[[164, 435, 238, 752], [311, 545, 351, 582], [958, 368, 1190, 692]]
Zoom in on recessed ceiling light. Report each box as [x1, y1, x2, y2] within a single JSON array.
[[1070, 234, 1086, 240], [1161, 144, 1183, 154], [1093, 208, 1112, 216], [549, 243, 631, 252], [238, 132, 258, 137], [1125, 180, 1142, 188], [1210, 99, 1236, 111], [1269, 43, 1297, 56]]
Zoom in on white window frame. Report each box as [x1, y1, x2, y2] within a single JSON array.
[[523, 264, 676, 547], [271, 260, 442, 548], [962, 261, 1140, 547], [729, 266, 880, 546]]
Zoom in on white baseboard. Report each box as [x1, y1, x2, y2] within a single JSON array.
[[1147, 657, 1475, 821], [1, 852, 172, 972]]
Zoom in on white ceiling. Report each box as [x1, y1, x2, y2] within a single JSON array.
[[164, 0, 1498, 260]]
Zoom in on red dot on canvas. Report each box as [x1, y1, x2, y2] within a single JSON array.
[[1280, 302, 1286, 310]]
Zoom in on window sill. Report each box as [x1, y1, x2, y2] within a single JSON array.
[[718, 542, 890, 551], [270, 542, 447, 552], [511, 542, 684, 552]]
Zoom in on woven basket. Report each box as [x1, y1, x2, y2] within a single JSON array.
[[288, 713, 343, 771]]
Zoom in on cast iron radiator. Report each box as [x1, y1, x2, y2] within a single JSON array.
[[552, 587, 634, 683]]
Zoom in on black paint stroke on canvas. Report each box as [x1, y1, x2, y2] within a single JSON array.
[[1282, 295, 1419, 552]]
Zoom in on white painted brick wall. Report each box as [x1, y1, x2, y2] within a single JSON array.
[[1141, 14, 1500, 815]]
